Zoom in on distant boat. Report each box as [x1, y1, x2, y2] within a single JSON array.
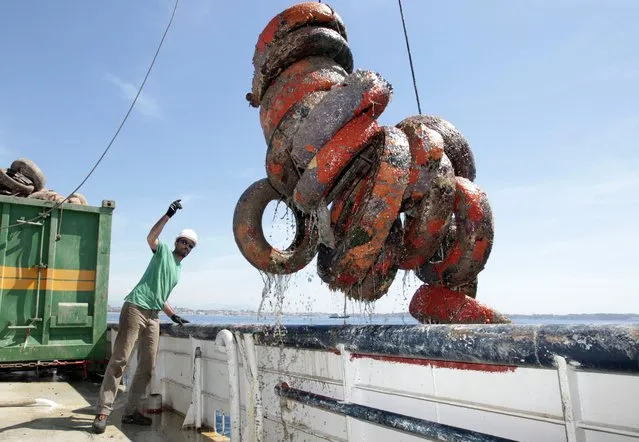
[[330, 297, 350, 319]]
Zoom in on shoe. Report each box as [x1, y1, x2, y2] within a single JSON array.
[[122, 410, 152, 426], [92, 414, 108, 434]]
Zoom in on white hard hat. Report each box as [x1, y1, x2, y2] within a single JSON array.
[[177, 229, 198, 245]]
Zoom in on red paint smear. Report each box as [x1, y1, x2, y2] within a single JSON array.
[[345, 177, 370, 231], [261, 69, 338, 135], [404, 125, 444, 174], [256, 16, 280, 51], [408, 234, 426, 249], [472, 238, 490, 261], [350, 353, 516, 373], [353, 83, 391, 118], [336, 272, 358, 286], [399, 256, 421, 270], [456, 178, 484, 223], [330, 195, 347, 225], [408, 167, 420, 186], [426, 219, 445, 235], [316, 116, 379, 184], [435, 242, 462, 278], [409, 134, 428, 166], [409, 285, 497, 324], [373, 252, 393, 274], [256, 3, 334, 51], [267, 162, 285, 177]]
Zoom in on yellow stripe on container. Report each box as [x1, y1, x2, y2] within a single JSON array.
[[0, 278, 96, 291], [0, 266, 96, 291], [0, 266, 95, 281]]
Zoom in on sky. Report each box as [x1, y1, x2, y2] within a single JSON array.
[[1, 0, 638, 316]]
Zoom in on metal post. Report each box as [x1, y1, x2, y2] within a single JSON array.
[[33, 215, 46, 322], [194, 346, 202, 429], [215, 330, 241, 440], [182, 341, 203, 431], [237, 332, 263, 442], [555, 355, 586, 442]]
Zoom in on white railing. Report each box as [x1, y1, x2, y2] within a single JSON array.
[[111, 324, 639, 442]]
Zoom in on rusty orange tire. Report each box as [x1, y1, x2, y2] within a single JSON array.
[[417, 116, 476, 181], [249, 27, 352, 108], [409, 285, 509, 324], [290, 70, 391, 171], [233, 178, 318, 274], [396, 116, 456, 270], [266, 91, 328, 197], [416, 177, 494, 287], [252, 3, 346, 77], [320, 127, 410, 288], [343, 219, 402, 301], [329, 173, 370, 241], [249, 2, 347, 107], [293, 114, 380, 213], [317, 174, 371, 286], [260, 57, 347, 141]]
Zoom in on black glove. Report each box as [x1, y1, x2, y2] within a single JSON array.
[[166, 199, 182, 218], [170, 314, 190, 326]]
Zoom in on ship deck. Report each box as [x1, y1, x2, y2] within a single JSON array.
[[0, 369, 223, 441]]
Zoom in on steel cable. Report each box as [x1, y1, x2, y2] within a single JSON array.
[[0, 0, 180, 230]]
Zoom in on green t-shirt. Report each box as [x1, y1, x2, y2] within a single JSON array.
[[124, 241, 181, 311]]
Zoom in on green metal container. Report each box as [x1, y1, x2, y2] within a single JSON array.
[[0, 195, 114, 366]]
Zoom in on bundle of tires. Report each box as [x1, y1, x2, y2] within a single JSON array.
[[0, 158, 88, 205]]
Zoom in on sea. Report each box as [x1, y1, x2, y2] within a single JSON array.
[[107, 312, 639, 326]]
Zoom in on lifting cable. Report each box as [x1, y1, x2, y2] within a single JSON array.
[[0, 0, 180, 231], [397, 0, 422, 115]]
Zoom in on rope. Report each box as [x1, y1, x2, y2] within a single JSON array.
[[397, 0, 422, 115], [0, 0, 180, 231]]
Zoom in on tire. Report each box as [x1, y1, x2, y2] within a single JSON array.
[[293, 113, 380, 213], [249, 2, 348, 107], [319, 127, 410, 288], [10, 158, 46, 191], [250, 27, 353, 107], [344, 220, 402, 301], [409, 285, 509, 324], [28, 189, 52, 200], [265, 91, 328, 198], [416, 177, 494, 287], [70, 193, 88, 205], [396, 116, 457, 269], [260, 57, 346, 141], [0, 168, 34, 195], [417, 116, 477, 181], [233, 178, 319, 274], [290, 70, 391, 171]]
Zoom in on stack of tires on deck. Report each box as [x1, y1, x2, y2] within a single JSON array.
[[0, 158, 88, 205]]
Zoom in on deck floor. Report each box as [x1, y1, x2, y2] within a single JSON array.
[[0, 369, 219, 441]]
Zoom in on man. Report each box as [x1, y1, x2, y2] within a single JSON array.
[[93, 199, 196, 434]]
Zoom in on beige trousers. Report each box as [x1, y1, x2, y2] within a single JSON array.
[[97, 301, 160, 415]]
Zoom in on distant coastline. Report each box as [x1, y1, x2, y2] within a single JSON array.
[[107, 305, 639, 320]]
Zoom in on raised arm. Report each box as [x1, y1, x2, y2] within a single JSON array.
[[147, 199, 182, 251]]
